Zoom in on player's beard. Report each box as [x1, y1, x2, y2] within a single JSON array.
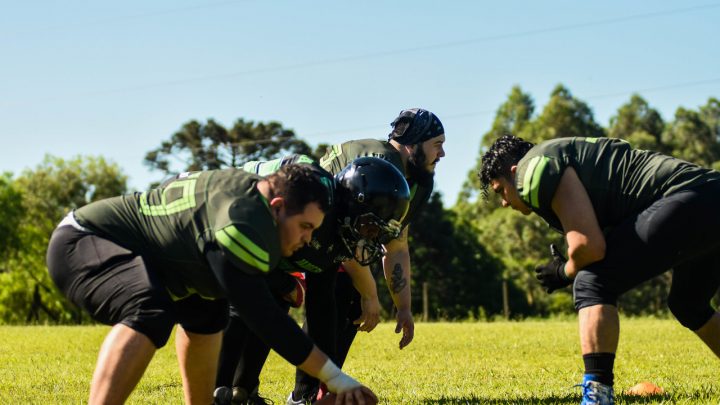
[[407, 146, 435, 187]]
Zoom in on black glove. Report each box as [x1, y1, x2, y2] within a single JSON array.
[[534, 244, 571, 293]]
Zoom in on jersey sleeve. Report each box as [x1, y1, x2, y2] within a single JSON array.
[[515, 152, 563, 211], [241, 154, 316, 176], [214, 222, 273, 275]]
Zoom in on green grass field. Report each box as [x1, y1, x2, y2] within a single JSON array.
[[1, 319, 718, 404]]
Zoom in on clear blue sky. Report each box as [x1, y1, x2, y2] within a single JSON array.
[[3, 1, 719, 206]]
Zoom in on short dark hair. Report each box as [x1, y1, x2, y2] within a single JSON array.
[[479, 135, 534, 199], [267, 164, 334, 216]]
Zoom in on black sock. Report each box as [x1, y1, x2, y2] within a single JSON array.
[[583, 352, 615, 386]]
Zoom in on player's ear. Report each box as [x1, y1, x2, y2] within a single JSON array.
[[269, 197, 284, 215], [511, 165, 518, 175]]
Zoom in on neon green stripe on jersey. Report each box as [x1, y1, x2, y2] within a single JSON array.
[[529, 157, 550, 208], [521, 156, 540, 205], [320, 144, 343, 168], [520, 156, 550, 209], [216, 226, 270, 273], [296, 155, 315, 164], [584, 137, 599, 143], [294, 259, 323, 273], [140, 175, 199, 216]]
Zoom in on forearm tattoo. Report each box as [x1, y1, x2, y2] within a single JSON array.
[[390, 263, 407, 293]]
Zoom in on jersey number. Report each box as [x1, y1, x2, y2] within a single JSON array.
[[140, 172, 201, 216]]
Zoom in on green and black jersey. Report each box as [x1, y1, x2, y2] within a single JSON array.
[[319, 139, 433, 229], [241, 154, 316, 177], [515, 137, 720, 232], [242, 155, 351, 274], [74, 168, 280, 300]]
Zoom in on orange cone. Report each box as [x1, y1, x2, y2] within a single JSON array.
[[624, 381, 664, 396]]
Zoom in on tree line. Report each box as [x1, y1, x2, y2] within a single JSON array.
[[1, 84, 718, 323]]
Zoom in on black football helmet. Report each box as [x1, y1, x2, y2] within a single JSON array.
[[335, 157, 411, 265]]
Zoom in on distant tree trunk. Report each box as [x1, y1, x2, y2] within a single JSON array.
[[26, 284, 58, 323], [422, 282, 429, 322], [502, 279, 510, 320]]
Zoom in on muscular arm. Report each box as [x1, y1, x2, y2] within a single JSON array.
[[550, 167, 606, 278], [342, 259, 381, 332], [382, 226, 411, 310], [382, 226, 414, 348], [207, 247, 316, 366]]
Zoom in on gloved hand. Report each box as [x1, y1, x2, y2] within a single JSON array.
[[534, 244, 572, 293]]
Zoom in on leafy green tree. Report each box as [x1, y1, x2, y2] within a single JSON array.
[[472, 203, 566, 314], [456, 86, 534, 218], [0, 173, 23, 272], [699, 98, 720, 144], [608, 94, 665, 151], [144, 118, 313, 177], [480, 86, 536, 149], [520, 84, 605, 143], [393, 193, 506, 320], [661, 107, 719, 167], [0, 156, 127, 324]]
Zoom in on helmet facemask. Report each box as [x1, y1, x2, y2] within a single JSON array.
[[338, 213, 402, 266]]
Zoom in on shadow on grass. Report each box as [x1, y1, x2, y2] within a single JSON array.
[[618, 393, 670, 403], [417, 393, 580, 404], [416, 390, 716, 404]]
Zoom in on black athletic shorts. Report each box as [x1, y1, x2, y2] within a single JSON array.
[[47, 225, 228, 347], [574, 181, 720, 329]]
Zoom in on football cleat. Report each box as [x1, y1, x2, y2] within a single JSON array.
[[233, 386, 274, 405], [578, 377, 614, 405], [286, 392, 312, 405], [213, 386, 233, 405]]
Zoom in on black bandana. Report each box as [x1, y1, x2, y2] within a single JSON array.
[[388, 108, 444, 145]]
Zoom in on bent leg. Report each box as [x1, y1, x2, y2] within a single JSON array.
[[232, 325, 274, 392], [669, 253, 720, 358], [695, 313, 720, 358], [572, 186, 720, 391], [176, 325, 223, 405], [175, 295, 228, 404], [293, 269, 339, 401], [578, 304, 619, 355], [216, 308, 250, 388], [336, 286, 362, 367], [89, 324, 156, 405], [46, 229, 175, 405]]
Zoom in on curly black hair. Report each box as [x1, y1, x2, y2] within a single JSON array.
[[478, 135, 534, 200]]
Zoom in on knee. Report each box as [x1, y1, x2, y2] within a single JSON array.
[[176, 296, 229, 337], [573, 270, 618, 311], [667, 295, 715, 331], [123, 310, 175, 349]]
